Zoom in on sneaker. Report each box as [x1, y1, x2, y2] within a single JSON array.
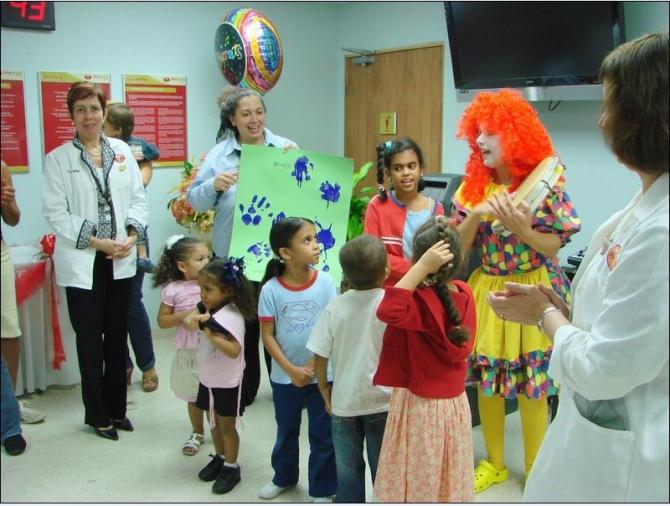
[[259, 482, 294, 500], [198, 454, 224, 482], [311, 497, 333, 503], [3, 434, 27, 456], [212, 465, 241, 494], [19, 400, 46, 424]]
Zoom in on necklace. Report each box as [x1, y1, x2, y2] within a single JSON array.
[[84, 144, 101, 156]]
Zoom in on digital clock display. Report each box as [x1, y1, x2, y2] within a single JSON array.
[[1, 2, 55, 31]]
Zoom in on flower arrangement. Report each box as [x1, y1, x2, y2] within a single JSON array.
[[167, 157, 216, 233]]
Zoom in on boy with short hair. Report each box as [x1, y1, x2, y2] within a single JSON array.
[[306, 234, 391, 503]]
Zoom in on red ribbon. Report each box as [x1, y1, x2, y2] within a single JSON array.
[[40, 234, 65, 370]]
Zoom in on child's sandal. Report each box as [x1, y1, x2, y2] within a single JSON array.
[[182, 432, 205, 456]]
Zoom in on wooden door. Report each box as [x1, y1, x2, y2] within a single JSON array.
[[345, 44, 444, 193]]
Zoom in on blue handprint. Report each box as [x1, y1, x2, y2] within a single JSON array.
[[319, 181, 341, 208], [291, 156, 314, 188], [272, 211, 286, 226], [239, 195, 274, 226], [247, 241, 272, 263], [315, 220, 335, 259]]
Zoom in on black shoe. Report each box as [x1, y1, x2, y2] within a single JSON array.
[[94, 425, 119, 441], [112, 418, 134, 431], [3, 434, 27, 455], [198, 454, 224, 482], [212, 465, 241, 494]]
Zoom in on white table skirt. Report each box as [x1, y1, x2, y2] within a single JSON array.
[[10, 245, 80, 395]]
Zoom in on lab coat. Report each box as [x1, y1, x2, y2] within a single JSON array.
[[524, 173, 669, 502], [42, 137, 148, 290]]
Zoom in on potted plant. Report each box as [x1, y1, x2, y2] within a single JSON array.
[[347, 161, 375, 240]]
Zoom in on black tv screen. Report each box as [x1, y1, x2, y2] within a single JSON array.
[[444, 2, 623, 90]]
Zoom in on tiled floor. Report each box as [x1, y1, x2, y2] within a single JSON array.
[[1, 329, 525, 502]]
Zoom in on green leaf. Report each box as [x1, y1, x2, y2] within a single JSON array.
[[352, 161, 373, 186]]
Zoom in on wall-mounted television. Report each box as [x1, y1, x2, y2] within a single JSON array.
[[444, 2, 624, 102]]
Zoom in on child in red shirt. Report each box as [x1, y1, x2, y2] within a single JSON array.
[[373, 216, 476, 502]]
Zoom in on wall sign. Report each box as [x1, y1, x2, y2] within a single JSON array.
[[124, 74, 187, 167], [1, 70, 30, 172]]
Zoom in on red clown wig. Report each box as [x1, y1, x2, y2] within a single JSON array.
[[456, 89, 554, 205]]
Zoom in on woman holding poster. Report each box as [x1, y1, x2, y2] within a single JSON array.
[[42, 82, 148, 441], [187, 85, 296, 404]]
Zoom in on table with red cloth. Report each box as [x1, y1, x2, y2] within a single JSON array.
[[10, 244, 79, 395]]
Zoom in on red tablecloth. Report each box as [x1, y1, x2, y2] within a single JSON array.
[[15, 261, 46, 305], [14, 259, 65, 369]]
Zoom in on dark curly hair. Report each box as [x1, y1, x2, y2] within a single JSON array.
[[411, 216, 469, 345], [198, 258, 257, 320], [152, 237, 206, 288]]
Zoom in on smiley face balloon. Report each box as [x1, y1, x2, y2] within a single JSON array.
[[215, 8, 283, 94]]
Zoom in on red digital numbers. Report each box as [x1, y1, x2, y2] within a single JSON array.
[[9, 1, 46, 22]]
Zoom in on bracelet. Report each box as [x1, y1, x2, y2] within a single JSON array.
[[536, 306, 562, 333]]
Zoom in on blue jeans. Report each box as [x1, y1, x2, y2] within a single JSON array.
[[331, 411, 388, 503], [126, 266, 155, 372], [270, 381, 336, 498], [1, 356, 21, 443]]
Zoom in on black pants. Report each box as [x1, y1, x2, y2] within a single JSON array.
[[65, 252, 132, 427], [241, 281, 274, 406]]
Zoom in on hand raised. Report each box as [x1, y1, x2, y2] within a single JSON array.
[[417, 240, 454, 274]]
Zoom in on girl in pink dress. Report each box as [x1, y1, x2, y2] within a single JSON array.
[[153, 235, 210, 456]]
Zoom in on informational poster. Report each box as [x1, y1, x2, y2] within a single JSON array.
[[229, 145, 354, 285], [124, 74, 187, 167], [1, 70, 29, 172], [39, 71, 111, 155]]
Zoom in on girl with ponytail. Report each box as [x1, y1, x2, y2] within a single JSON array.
[[257, 217, 337, 501], [365, 138, 443, 286], [373, 215, 476, 502]]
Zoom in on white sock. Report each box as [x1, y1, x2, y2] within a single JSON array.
[[223, 461, 239, 468]]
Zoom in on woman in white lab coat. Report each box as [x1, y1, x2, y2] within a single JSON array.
[[487, 32, 668, 502]]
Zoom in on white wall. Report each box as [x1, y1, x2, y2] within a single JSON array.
[[1, 1, 343, 320], [1, 1, 667, 322], [337, 1, 668, 262]]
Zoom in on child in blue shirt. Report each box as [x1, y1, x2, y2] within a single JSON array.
[[257, 217, 337, 502]]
